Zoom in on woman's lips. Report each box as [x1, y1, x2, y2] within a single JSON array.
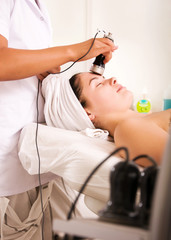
[[116, 85, 125, 92]]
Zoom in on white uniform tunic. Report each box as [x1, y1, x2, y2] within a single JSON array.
[[0, 0, 57, 196]]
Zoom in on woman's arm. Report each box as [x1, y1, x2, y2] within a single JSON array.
[[0, 34, 115, 81], [114, 118, 169, 167]]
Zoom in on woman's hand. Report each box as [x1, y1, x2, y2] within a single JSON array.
[[70, 38, 118, 64]]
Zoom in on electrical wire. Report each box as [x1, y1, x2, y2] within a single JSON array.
[[52, 30, 101, 75], [132, 154, 157, 166], [66, 146, 129, 220], [35, 79, 45, 240], [35, 30, 101, 240], [63, 149, 157, 240], [62, 147, 129, 240]]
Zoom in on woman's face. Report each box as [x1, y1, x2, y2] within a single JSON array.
[[78, 72, 133, 116]]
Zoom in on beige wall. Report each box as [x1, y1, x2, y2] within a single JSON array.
[[42, 0, 171, 111]]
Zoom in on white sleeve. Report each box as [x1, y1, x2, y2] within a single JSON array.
[[0, 0, 14, 40]]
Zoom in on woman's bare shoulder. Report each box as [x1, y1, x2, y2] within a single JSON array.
[[145, 109, 171, 132], [114, 116, 168, 165], [114, 115, 168, 138], [114, 117, 150, 148], [115, 117, 148, 133]]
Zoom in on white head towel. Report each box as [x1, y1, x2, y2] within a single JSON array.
[[42, 74, 109, 139], [42, 74, 95, 130]]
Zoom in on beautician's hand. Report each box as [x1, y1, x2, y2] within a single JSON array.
[[70, 38, 118, 64], [37, 66, 61, 81]]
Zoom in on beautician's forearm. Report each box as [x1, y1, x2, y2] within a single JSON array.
[[0, 46, 72, 81], [0, 37, 115, 81]]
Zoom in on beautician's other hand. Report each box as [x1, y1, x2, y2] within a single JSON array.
[[70, 38, 118, 64], [37, 66, 61, 81]]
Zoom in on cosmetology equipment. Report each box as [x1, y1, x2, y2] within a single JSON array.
[[36, 30, 113, 240], [99, 156, 159, 229], [53, 132, 171, 240], [53, 143, 168, 239], [90, 32, 114, 76]]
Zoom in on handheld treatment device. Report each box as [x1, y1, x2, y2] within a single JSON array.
[[90, 32, 114, 76]]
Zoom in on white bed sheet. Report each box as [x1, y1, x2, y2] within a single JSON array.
[[18, 123, 123, 203]]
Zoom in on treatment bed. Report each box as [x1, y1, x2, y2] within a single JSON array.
[[18, 123, 123, 213], [18, 123, 171, 240]]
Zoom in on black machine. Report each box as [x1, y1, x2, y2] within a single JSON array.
[[99, 155, 159, 229]]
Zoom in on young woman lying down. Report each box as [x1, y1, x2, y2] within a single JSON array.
[[42, 72, 171, 167]]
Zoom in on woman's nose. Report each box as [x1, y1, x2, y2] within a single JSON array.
[[103, 77, 117, 85], [109, 77, 117, 85]]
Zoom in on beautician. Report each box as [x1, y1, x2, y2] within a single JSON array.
[[0, 0, 116, 239]]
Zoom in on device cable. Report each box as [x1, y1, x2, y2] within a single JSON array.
[[35, 79, 45, 240], [35, 30, 102, 240], [62, 149, 157, 240], [66, 146, 129, 220], [61, 147, 129, 240], [132, 154, 157, 166], [52, 30, 101, 75]]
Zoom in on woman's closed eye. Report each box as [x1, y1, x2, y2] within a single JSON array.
[[96, 78, 105, 87], [89, 75, 105, 87], [96, 82, 103, 87]]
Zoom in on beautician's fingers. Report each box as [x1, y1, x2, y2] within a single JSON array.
[[70, 38, 118, 63], [37, 72, 49, 81], [93, 39, 118, 63], [100, 45, 118, 64], [48, 66, 61, 74], [37, 66, 61, 81], [103, 51, 114, 64]]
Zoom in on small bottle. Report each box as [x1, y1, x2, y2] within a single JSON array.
[[136, 88, 151, 113], [163, 84, 171, 110]]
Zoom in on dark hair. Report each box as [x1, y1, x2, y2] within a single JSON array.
[[69, 73, 87, 108]]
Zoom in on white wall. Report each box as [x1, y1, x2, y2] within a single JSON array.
[[42, 0, 89, 77], [42, 0, 171, 111], [88, 0, 171, 111]]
